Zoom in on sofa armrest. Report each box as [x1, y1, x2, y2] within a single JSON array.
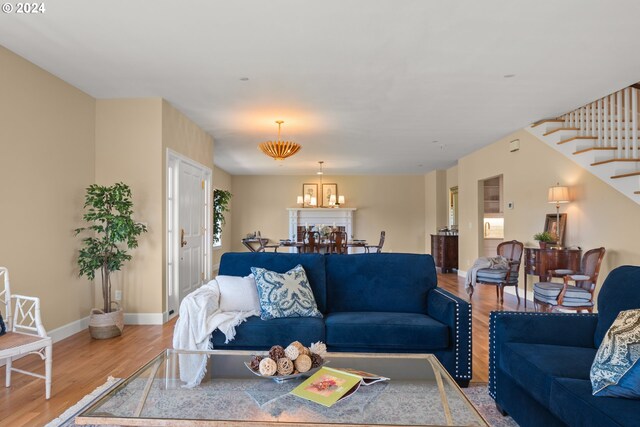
[[427, 288, 472, 382], [488, 311, 598, 398]]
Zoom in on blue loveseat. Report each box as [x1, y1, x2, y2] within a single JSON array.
[[489, 265, 640, 427], [213, 252, 472, 385]]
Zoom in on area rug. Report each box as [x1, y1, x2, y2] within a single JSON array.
[[46, 379, 518, 427]]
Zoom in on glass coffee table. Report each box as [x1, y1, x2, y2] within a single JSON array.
[[76, 349, 488, 426]]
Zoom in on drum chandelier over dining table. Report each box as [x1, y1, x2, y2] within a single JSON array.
[[258, 120, 301, 160]]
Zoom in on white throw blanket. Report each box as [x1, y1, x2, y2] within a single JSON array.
[[173, 280, 259, 388], [465, 256, 510, 294]]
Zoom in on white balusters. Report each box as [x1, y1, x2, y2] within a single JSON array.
[[603, 96, 609, 147], [617, 91, 623, 158], [633, 88, 638, 159], [624, 88, 630, 159], [597, 99, 603, 147]]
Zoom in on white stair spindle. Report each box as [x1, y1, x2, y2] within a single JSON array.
[[617, 90, 623, 158], [625, 88, 631, 159], [581, 107, 586, 137], [633, 88, 638, 159], [610, 94, 615, 149], [597, 99, 603, 147], [586, 104, 590, 137], [603, 96, 609, 148]]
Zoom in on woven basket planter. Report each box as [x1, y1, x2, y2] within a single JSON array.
[[89, 304, 124, 339]]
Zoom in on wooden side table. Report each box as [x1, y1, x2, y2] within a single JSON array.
[[524, 247, 582, 306], [431, 234, 458, 273]]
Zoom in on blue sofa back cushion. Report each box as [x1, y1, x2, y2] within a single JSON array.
[[326, 253, 437, 313], [218, 252, 327, 313], [594, 265, 640, 347]]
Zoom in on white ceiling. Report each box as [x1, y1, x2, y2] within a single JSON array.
[[1, 0, 640, 175]]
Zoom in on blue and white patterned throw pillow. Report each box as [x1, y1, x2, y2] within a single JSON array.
[[250, 265, 322, 320], [591, 308, 640, 398]]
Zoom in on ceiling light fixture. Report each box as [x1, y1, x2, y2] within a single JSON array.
[[258, 120, 301, 161], [317, 161, 324, 175]]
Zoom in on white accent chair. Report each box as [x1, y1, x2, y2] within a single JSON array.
[[0, 267, 53, 399]]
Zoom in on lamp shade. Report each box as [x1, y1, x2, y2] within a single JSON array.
[[310, 196, 317, 206], [548, 185, 570, 203], [297, 196, 303, 204], [338, 195, 345, 205]]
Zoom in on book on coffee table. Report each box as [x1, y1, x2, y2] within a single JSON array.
[[291, 367, 389, 407]]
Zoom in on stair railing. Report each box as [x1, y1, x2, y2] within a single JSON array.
[[562, 85, 639, 159]]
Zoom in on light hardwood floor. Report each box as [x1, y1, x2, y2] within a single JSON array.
[[0, 273, 530, 426]]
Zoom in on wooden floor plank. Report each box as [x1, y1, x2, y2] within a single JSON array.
[[0, 273, 529, 426]]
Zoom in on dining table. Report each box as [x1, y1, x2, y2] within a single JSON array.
[[241, 237, 367, 253]]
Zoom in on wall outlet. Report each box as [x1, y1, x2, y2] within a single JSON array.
[[114, 290, 122, 301], [507, 201, 514, 209]]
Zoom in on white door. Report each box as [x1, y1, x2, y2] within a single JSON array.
[[178, 162, 205, 304], [167, 151, 212, 320]]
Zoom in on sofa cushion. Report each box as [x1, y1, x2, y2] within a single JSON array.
[[500, 342, 596, 406], [216, 275, 260, 313], [326, 253, 437, 313], [325, 312, 448, 351], [251, 265, 323, 320], [591, 308, 640, 398], [595, 265, 640, 348], [550, 378, 640, 427], [218, 252, 327, 313], [211, 315, 324, 349]]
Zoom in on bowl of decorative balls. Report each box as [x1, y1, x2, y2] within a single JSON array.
[[245, 340, 328, 383]]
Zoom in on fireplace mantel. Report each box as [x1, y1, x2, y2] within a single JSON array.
[[286, 208, 357, 241]]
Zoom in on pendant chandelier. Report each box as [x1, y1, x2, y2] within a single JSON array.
[[258, 120, 301, 160]]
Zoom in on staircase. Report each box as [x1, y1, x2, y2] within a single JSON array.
[[526, 85, 640, 205]]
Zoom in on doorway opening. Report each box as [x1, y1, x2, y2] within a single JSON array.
[[480, 175, 504, 257]]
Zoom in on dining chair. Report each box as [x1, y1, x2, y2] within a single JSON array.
[[364, 231, 386, 253], [0, 267, 53, 399], [533, 247, 606, 313], [473, 240, 524, 304], [329, 231, 347, 254], [303, 230, 320, 253]]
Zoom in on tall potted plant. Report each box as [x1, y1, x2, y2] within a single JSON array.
[[75, 183, 147, 339], [213, 189, 232, 245]]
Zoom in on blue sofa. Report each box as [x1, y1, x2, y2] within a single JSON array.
[[213, 252, 472, 386], [489, 265, 640, 427]]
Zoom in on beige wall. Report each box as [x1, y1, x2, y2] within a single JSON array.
[[231, 175, 426, 254], [456, 128, 640, 293], [213, 166, 232, 272], [424, 170, 447, 253], [0, 46, 95, 331], [95, 98, 164, 314]]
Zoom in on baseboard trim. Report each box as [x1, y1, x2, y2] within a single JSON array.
[[457, 269, 467, 277], [503, 286, 534, 302], [48, 315, 90, 343], [124, 312, 165, 325]]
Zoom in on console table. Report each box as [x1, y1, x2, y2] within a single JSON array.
[[524, 247, 582, 305], [431, 234, 458, 273]]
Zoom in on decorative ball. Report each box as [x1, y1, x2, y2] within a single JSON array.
[[259, 358, 277, 376], [269, 345, 286, 361], [277, 357, 294, 376], [310, 341, 327, 358], [299, 346, 311, 357], [310, 353, 323, 369], [290, 341, 306, 355], [295, 354, 312, 373], [250, 355, 263, 371], [284, 344, 300, 361]]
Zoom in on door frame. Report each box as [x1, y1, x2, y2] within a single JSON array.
[[166, 149, 212, 321]]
